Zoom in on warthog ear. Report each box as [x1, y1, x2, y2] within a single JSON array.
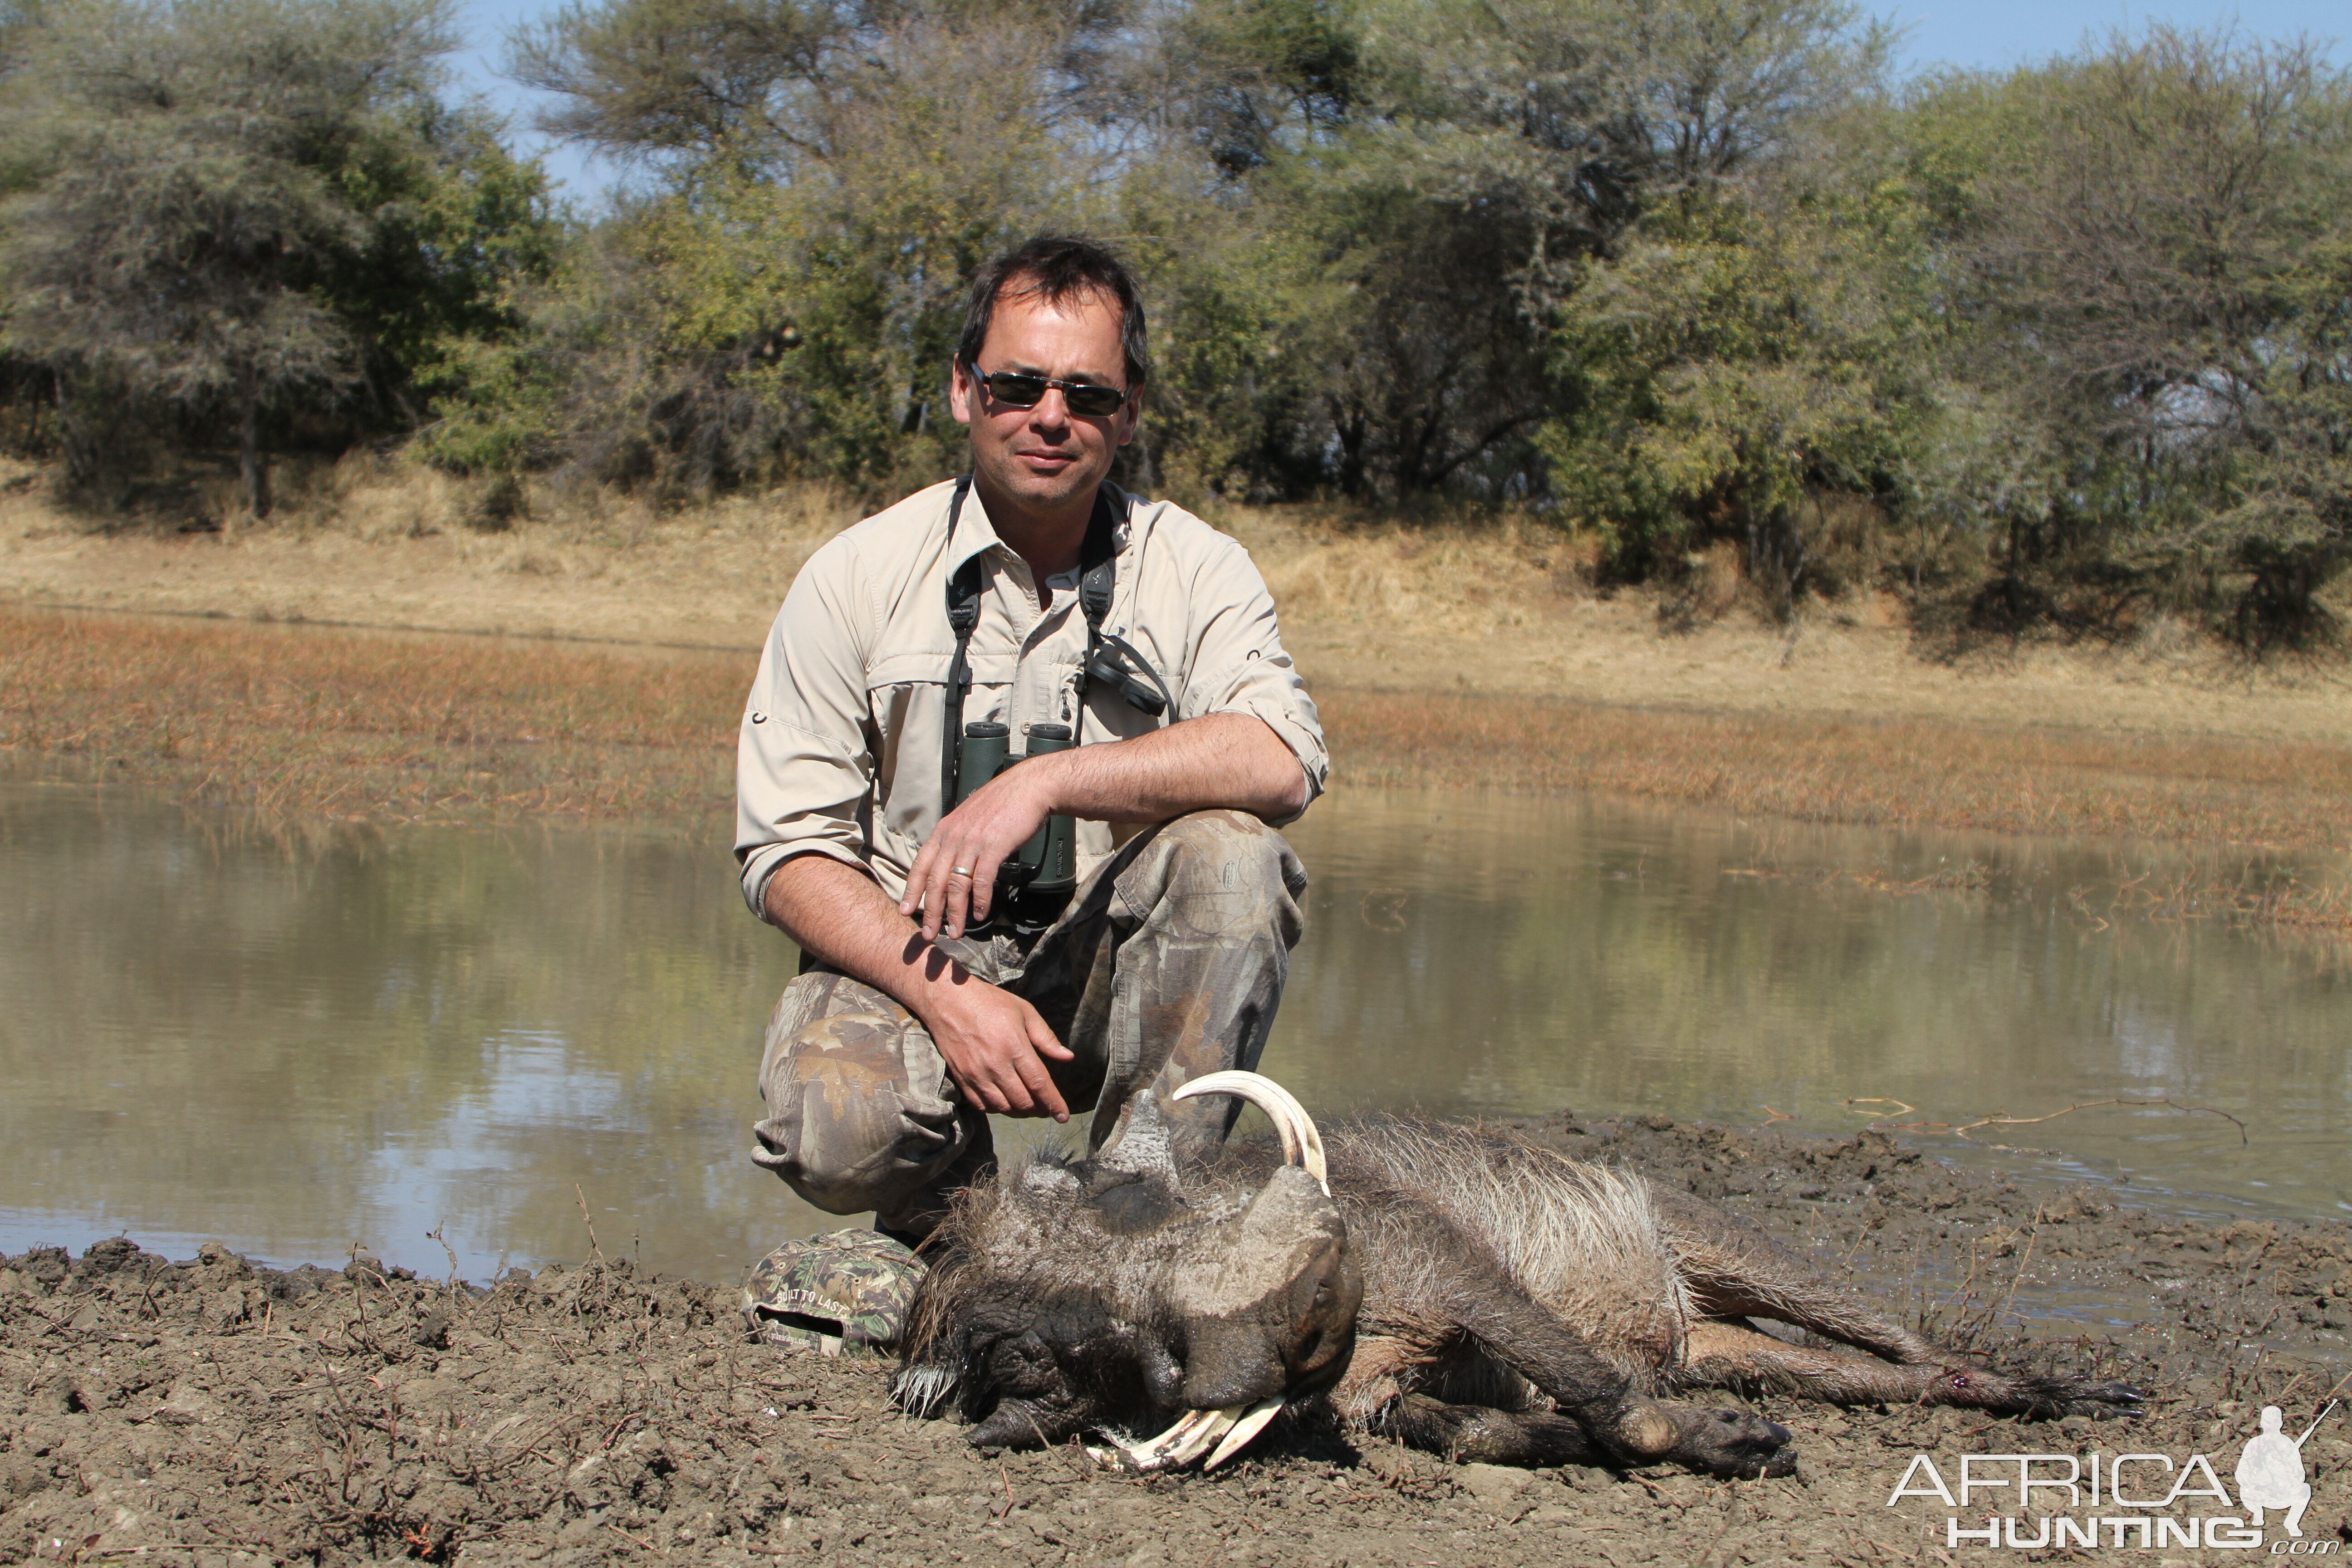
[[1092, 1088, 1180, 1185], [1084, 1092, 1197, 1232]]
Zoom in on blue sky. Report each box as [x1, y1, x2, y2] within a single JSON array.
[[449, 0, 2348, 206], [1891, 0, 2342, 76]]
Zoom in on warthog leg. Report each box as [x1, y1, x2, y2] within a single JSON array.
[[1371, 1390, 1796, 1478], [1431, 1271, 1796, 1479], [1673, 1320, 2143, 1417], [1648, 1185, 1949, 1366], [1651, 1190, 2144, 1417], [1372, 1394, 1614, 1469]]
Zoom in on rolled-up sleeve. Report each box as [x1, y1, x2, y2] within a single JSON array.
[[1179, 539, 1328, 818], [735, 541, 877, 920]]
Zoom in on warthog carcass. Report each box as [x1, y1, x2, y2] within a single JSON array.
[[894, 1074, 2141, 1479]]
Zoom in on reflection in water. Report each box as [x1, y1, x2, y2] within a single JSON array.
[[2, 781, 2345, 1284], [0, 784, 807, 1284], [1279, 794, 2349, 1222]]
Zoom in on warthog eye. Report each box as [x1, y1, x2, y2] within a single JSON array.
[[983, 1329, 1074, 1401]]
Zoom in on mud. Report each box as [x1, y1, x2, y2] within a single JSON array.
[[5, 1117, 2347, 1566]]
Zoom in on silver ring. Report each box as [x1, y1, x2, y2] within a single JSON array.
[[951, 866, 973, 877]]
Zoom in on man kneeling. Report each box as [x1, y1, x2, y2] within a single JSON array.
[[735, 235, 1326, 1241]]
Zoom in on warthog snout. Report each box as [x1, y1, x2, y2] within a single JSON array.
[[1169, 1165, 1361, 1409]]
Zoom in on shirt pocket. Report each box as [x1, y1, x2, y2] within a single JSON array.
[[863, 658, 1015, 835]]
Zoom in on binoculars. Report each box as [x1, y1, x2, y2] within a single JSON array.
[[953, 720, 1078, 935]]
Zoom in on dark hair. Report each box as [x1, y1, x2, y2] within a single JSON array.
[[957, 234, 1149, 392]]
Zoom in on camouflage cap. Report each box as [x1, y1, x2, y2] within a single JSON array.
[[741, 1229, 926, 1357]]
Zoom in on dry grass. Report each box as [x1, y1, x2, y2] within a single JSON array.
[[1321, 687, 2352, 857], [0, 454, 860, 617], [9, 603, 2349, 856], [8, 466, 2346, 935], [308, 458, 859, 563], [0, 606, 743, 823], [13, 463, 2350, 754], [1219, 501, 1578, 640], [8, 603, 2349, 934], [2073, 866, 2352, 935], [0, 449, 863, 549]]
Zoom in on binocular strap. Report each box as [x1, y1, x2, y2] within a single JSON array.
[[938, 480, 1178, 811]]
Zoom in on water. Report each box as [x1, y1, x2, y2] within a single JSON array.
[[3, 780, 2346, 1288], [1281, 793, 2351, 1221]]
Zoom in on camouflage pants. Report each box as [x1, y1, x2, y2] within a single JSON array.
[[751, 809, 1308, 1232]]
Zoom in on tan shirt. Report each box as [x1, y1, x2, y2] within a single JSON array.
[[735, 479, 1327, 915]]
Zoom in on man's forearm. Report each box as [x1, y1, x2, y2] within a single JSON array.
[[760, 711, 1303, 980], [761, 853, 1077, 1119], [763, 854, 944, 1010], [897, 711, 1308, 943], [1039, 712, 1308, 823]]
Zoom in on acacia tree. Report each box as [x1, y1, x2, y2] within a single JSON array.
[[1538, 181, 1947, 604], [0, 0, 553, 515], [1898, 29, 2352, 640], [495, 0, 1901, 505], [1137, 0, 1893, 502], [499, 0, 1131, 496]]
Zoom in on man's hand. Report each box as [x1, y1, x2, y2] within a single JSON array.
[[777, 715, 1308, 1115], [902, 714, 1305, 941], [766, 857, 1075, 1119], [916, 952, 1075, 1119], [901, 760, 1053, 941]]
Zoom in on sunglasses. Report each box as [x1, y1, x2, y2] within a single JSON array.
[[965, 361, 1131, 419]]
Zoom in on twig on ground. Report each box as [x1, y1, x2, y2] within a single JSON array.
[[604, 1521, 665, 1555], [1839, 1094, 2248, 1147], [1944, 1241, 1990, 1345], [992, 1463, 1016, 1520], [427, 1225, 461, 1291], [2312, 1366, 2352, 1410], [1994, 1214, 2043, 1329], [1953, 1098, 2249, 1147], [575, 1186, 606, 1263]]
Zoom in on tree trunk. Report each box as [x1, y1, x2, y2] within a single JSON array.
[[239, 390, 270, 519], [54, 369, 88, 492]]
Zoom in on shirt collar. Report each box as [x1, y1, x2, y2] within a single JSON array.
[[944, 479, 1009, 578], [944, 480, 1133, 578]]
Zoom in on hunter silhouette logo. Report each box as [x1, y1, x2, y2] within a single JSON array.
[[2238, 1402, 2330, 1538]]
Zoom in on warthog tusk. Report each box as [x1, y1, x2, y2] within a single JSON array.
[[1109, 1403, 1246, 1471], [1159, 1406, 1239, 1467], [1172, 1071, 1328, 1195], [1203, 1397, 1283, 1471]]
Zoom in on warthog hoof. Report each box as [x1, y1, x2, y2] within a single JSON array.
[[1669, 1406, 1795, 1479], [1937, 1365, 2148, 1419], [2029, 1375, 2146, 1419], [2069, 1382, 2148, 1412]]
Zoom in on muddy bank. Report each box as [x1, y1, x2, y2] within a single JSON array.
[[4, 1119, 2347, 1566]]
